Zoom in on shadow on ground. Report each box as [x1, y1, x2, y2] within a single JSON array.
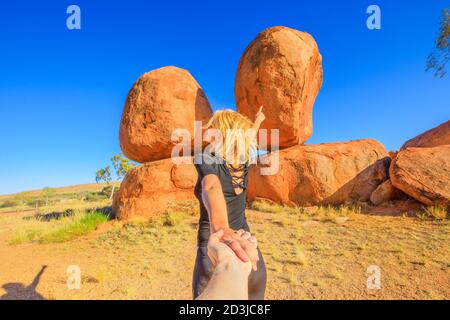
[[1, 265, 47, 300]]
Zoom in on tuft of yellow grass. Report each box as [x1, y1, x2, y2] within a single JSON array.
[[251, 200, 360, 222], [251, 200, 285, 213], [421, 205, 448, 221]]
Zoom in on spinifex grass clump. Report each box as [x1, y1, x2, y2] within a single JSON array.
[[9, 210, 109, 244]]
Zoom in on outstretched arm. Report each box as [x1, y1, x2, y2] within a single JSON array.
[[196, 230, 252, 300], [252, 106, 266, 132], [201, 174, 259, 270]]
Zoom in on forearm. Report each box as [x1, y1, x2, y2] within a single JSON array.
[[252, 118, 263, 132], [202, 186, 229, 232], [196, 257, 249, 300]]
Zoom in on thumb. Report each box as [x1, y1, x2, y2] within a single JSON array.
[[210, 229, 224, 243]]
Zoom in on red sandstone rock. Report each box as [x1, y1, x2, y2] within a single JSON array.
[[235, 26, 323, 149], [401, 120, 450, 150], [390, 145, 450, 206], [247, 139, 389, 205], [370, 179, 405, 205], [119, 66, 212, 163], [113, 157, 197, 220]]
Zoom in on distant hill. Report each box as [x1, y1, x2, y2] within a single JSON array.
[[0, 182, 119, 201]]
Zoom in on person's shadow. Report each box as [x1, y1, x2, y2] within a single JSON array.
[[1, 265, 47, 300]]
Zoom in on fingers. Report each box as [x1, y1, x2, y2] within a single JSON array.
[[224, 239, 249, 263], [258, 105, 263, 113], [241, 231, 252, 240], [236, 229, 251, 240], [209, 229, 224, 243], [249, 235, 257, 247], [240, 241, 259, 271]]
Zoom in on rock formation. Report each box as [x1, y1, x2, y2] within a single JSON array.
[[401, 120, 450, 150], [113, 158, 197, 220], [390, 145, 450, 206], [235, 26, 323, 149], [370, 179, 405, 205], [247, 139, 389, 206], [119, 66, 212, 163]]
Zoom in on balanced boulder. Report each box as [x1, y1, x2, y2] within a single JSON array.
[[247, 139, 389, 206], [119, 66, 213, 163], [401, 120, 450, 150], [235, 26, 323, 149], [113, 158, 198, 220], [390, 145, 450, 206]]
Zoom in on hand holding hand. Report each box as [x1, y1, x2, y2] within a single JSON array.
[[207, 229, 255, 276], [218, 228, 259, 271]]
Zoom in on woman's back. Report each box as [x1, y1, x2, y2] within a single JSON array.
[[194, 153, 250, 247]]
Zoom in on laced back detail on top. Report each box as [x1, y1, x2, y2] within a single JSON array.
[[226, 163, 248, 194]]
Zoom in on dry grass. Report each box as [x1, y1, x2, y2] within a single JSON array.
[[420, 205, 449, 221], [0, 196, 449, 300], [9, 209, 110, 245]]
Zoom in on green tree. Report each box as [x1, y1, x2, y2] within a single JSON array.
[[111, 153, 136, 180], [426, 8, 450, 77], [95, 166, 112, 184], [95, 154, 136, 200], [42, 187, 55, 206]]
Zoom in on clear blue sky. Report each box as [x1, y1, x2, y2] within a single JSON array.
[[0, 0, 448, 194]]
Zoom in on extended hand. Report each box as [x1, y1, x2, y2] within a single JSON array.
[[218, 228, 259, 271]]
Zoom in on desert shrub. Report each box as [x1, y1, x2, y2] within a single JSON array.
[[40, 211, 108, 243], [421, 205, 448, 220], [84, 192, 108, 202], [251, 200, 284, 213], [9, 210, 109, 244], [25, 199, 46, 207], [99, 185, 116, 198], [162, 212, 183, 227], [168, 201, 198, 216], [0, 200, 19, 208]]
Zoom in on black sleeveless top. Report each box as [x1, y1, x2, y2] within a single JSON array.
[[194, 153, 250, 247]]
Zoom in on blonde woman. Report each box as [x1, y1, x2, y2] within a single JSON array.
[[192, 107, 267, 300]]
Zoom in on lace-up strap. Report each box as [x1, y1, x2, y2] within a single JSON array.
[[227, 164, 248, 190]]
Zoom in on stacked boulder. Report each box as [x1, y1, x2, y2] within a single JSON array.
[[235, 26, 323, 148], [113, 66, 212, 220], [113, 26, 449, 220], [237, 26, 391, 206]]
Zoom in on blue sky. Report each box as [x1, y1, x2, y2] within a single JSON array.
[[0, 0, 448, 194]]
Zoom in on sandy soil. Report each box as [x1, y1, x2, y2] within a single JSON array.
[[0, 209, 449, 300]]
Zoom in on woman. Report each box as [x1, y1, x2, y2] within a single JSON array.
[[192, 107, 267, 300]]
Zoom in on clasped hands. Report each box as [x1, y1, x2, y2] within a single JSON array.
[[207, 228, 259, 275]]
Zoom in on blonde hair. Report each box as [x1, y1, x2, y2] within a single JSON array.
[[204, 109, 257, 164]]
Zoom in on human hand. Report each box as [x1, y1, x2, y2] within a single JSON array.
[[207, 229, 253, 276], [254, 106, 266, 125], [219, 228, 259, 271]]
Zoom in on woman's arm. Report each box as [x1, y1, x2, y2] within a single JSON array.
[[201, 174, 259, 269], [196, 230, 252, 300], [201, 174, 229, 232], [252, 105, 266, 132]]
